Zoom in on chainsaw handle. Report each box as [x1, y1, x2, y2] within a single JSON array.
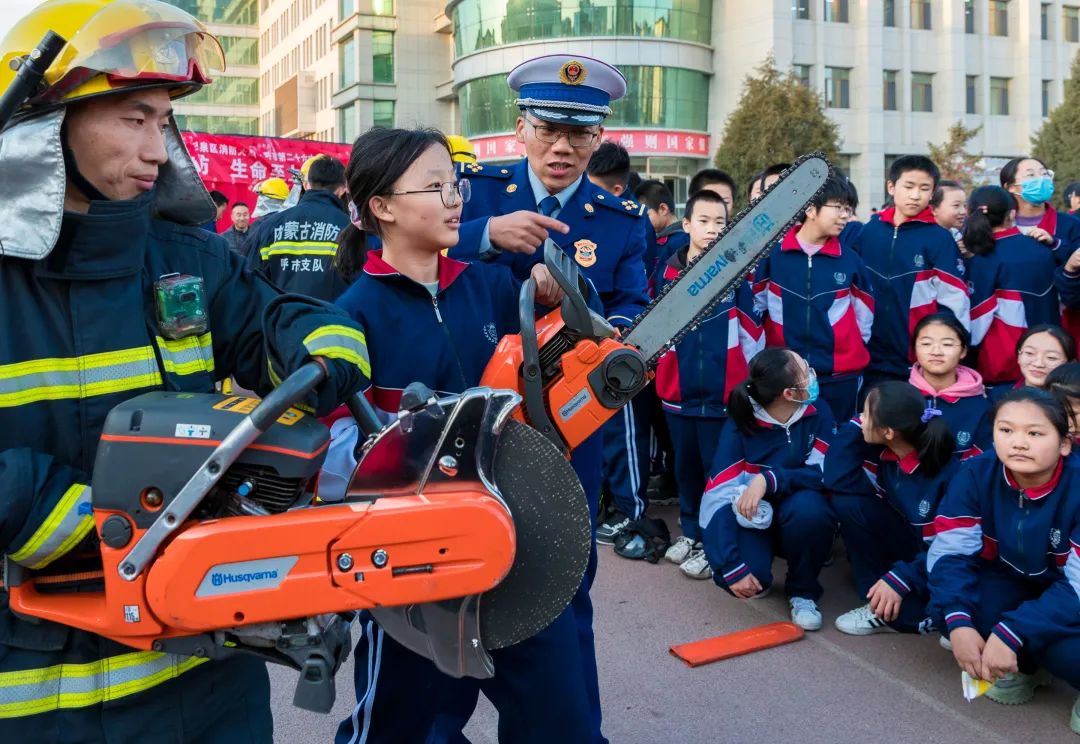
[[250, 361, 326, 431], [346, 393, 382, 437]]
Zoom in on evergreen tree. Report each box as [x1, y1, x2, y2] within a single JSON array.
[[927, 121, 983, 191], [714, 56, 840, 205], [1032, 51, 1080, 204]]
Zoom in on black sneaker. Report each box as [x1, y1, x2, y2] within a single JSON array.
[[647, 471, 678, 506], [596, 511, 630, 545]]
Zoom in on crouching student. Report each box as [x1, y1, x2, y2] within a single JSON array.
[[832, 382, 958, 635], [325, 127, 598, 743], [929, 389, 1080, 733], [700, 348, 836, 630], [753, 173, 874, 421], [909, 313, 992, 458], [656, 189, 762, 579]]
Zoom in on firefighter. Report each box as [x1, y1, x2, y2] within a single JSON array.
[[0, 1, 368, 740]]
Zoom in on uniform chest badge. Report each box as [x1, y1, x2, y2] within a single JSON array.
[[956, 258, 966, 276], [918, 499, 931, 517], [1051, 527, 1062, 549], [913, 254, 925, 268], [833, 272, 847, 285], [574, 239, 598, 267], [483, 322, 499, 344], [956, 431, 971, 446], [506, 184, 518, 193]]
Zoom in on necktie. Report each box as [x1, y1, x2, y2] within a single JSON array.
[[538, 195, 560, 217]]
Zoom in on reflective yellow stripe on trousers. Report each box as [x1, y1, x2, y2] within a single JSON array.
[[0, 651, 209, 718], [8, 484, 94, 570], [0, 347, 162, 408]]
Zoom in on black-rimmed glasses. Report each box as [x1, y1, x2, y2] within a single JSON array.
[[390, 178, 472, 208]]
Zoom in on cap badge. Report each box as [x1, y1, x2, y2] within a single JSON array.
[[560, 60, 587, 86]]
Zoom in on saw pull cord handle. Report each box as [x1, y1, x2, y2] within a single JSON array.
[[0, 31, 66, 131]]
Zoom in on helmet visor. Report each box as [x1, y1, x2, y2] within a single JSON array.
[[40, 0, 224, 103]]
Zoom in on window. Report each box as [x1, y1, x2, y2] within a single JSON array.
[[883, 0, 896, 27], [372, 30, 394, 84], [1067, 7, 1080, 42], [792, 0, 810, 19], [339, 33, 356, 88], [182, 77, 259, 106], [823, 0, 847, 22], [1043, 80, 1053, 117], [990, 77, 1010, 115], [825, 66, 850, 108], [793, 64, 812, 88], [883, 70, 898, 111], [964, 0, 975, 33], [219, 37, 258, 67], [1043, 4, 1051, 39], [911, 0, 931, 29], [373, 100, 395, 129], [911, 72, 933, 112], [338, 104, 358, 144], [338, 0, 352, 19], [966, 75, 978, 114], [372, 0, 394, 15], [989, 1, 1008, 36]]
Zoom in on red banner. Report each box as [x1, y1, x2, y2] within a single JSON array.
[[469, 129, 712, 161], [180, 131, 351, 232]]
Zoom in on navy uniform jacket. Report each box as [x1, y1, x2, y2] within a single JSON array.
[[450, 159, 649, 327]]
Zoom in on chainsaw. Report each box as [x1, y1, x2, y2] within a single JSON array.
[[4, 154, 829, 713]]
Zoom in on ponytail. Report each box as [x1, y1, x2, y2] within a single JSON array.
[[335, 223, 368, 284], [962, 185, 1017, 257], [865, 381, 955, 477], [728, 348, 800, 436]]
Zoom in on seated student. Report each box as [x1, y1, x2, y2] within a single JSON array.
[[832, 382, 958, 636], [989, 324, 1079, 401], [689, 167, 737, 217], [852, 156, 970, 391], [1047, 362, 1080, 443], [929, 389, 1080, 733], [964, 186, 1073, 390], [327, 127, 596, 744], [931, 179, 967, 255], [908, 313, 992, 458], [700, 348, 836, 631], [655, 189, 762, 579], [753, 173, 874, 422]]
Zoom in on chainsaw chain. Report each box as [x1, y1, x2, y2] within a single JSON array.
[[625, 152, 834, 368]]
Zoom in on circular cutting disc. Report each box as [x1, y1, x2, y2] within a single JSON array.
[[480, 420, 592, 649]]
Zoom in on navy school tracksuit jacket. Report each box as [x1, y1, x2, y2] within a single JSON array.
[[966, 227, 1077, 384], [653, 247, 762, 418], [699, 402, 835, 587], [852, 207, 970, 377], [752, 226, 875, 378], [907, 365, 993, 459], [928, 452, 1080, 654]]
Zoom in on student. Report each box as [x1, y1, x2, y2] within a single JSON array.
[[852, 156, 970, 390], [928, 389, 1080, 732], [328, 127, 596, 744], [689, 167, 737, 216], [964, 186, 1067, 389], [1047, 362, 1080, 442], [748, 162, 790, 202], [908, 313, 992, 458], [994, 325, 1079, 400], [636, 179, 689, 272], [999, 156, 1080, 261], [586, 140, 631, 197], [833, 382, 958, 635], [700, 348, 836, 630], [1064, 181, 1080, 215], [752, 173, 874, 421], [655, 189, 762, 579], [931, 179, 967, 253]]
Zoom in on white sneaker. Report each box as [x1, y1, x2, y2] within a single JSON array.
[[789, 597, 823, 631], [664, 535, 696, 564], [834, 604, 892, 636], [678, 549, 712, 580], [939, 635, 953, 652]]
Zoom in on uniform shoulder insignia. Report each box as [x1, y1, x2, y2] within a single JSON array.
[[459, 161, 514, 179], [592, 193, 644, 217]]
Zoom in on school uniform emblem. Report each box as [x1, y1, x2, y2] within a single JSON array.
[[918, 499, 931, 517], [956, 431, 971, 446], [574, 239, 597, 267], [483, 322, 499, 344], [1051, 527, 1062, 549], [956, 258, 966, 276], [833, 272, 847, 285], [913, 254, 925, 268], [560, 60, 587, 85], [720, 291, 734, 304]]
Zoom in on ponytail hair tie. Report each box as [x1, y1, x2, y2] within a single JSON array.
[[920, 405, 943, 423], [348, 200, 364, 230], [978, 205, 989, 214]]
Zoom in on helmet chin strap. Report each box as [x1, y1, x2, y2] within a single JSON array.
[[60, 121, 109, 203]]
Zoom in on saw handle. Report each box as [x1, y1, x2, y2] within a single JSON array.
[[250, 361, 326, 430], [346, 393, 382, 437]]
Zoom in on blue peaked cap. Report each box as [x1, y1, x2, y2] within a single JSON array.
[[508, 54, 627, 127]]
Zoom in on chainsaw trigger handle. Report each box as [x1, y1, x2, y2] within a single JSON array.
[[543, 240, 615, 341]]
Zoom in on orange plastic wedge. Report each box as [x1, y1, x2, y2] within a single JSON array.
[[670, 621, 805, 667]]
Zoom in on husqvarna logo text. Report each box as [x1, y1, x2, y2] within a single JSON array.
[[197, 556, 299, 597], [211, 569, 280, 587]]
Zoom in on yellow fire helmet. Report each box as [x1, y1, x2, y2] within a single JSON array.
[[0, 0, 224, 118], [300, 154, 329, 181], [446, 134, 476, 164], [253, 177, 290, 202]]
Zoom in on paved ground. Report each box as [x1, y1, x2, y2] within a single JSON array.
[[269, 505, 1077, 743]]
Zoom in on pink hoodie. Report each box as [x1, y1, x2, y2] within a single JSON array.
[[908, 364, 985, 403]]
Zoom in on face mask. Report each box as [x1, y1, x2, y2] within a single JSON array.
[[1021, 176, 1055, 206], [803, 376, 820, 405]]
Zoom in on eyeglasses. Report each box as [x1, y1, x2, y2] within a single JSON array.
[[1019, 347, 1065, 365], [1021, 169, 1055, 180], [526, 118, 600, 149], [819, 203, 854, 218], [390, 178, 472, 208]]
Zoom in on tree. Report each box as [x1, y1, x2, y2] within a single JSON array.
[[926, 121, 983, 191], [1033, 50, 1080, 206], [713, 56, 840, 204]]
